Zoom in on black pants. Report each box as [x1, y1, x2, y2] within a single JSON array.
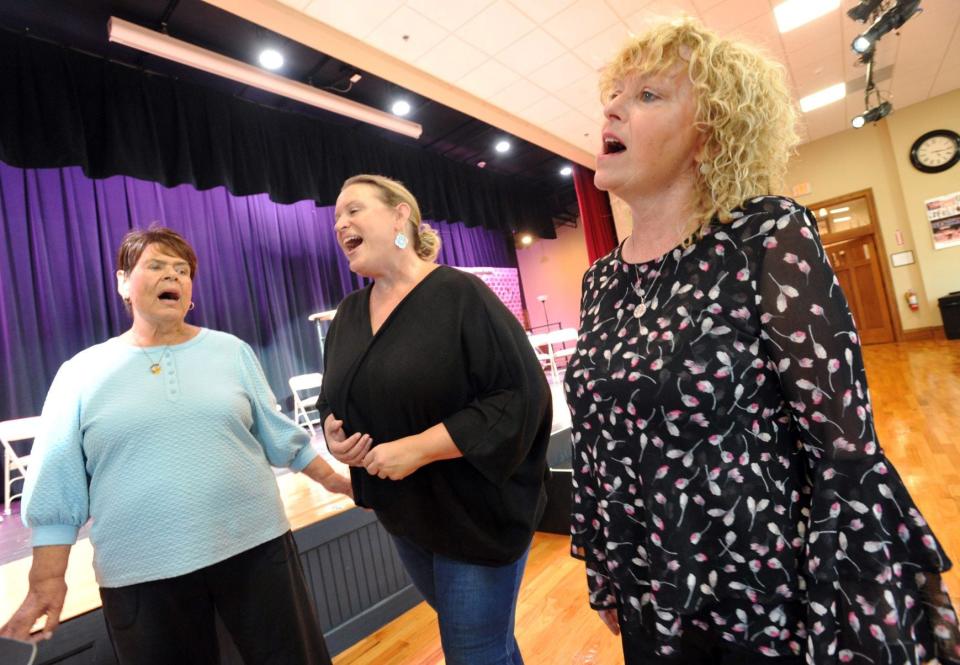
[[99, 532, 330, 665], [621, 616, 804, 665]]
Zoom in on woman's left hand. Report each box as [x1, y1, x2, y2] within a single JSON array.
[[362, 438, 425, 481]]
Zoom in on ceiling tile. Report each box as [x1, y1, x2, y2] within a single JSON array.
[[543, 0, 622, 48], [557, 74, 604, 118], [801, 103, 847, 142], [780, 14, 843, 55], [724, 12, 784, 56], [544, 106, 598, 139], [700, 0, 769, 35], [489, 78, 550, 114], [529, 51, 595, 92], [365, 6, 449, 62], [522, 95, 574, 125], [930, 28, 960, 97], [405, 0, 496, 32], [690, 0, 725, 11], [416, 35, 489, 81], [277, 0, 313, 10], [574, 22, 635, 70], [456, 57, 522, 97], [891, 76, 938, 110], [495, 29, 567, 76], [507, 0, 579, 24], [624, 0, 699, 34], [302, 0, 405, 40], [603, 0, 654, 20], [457, 0, 537, 55]]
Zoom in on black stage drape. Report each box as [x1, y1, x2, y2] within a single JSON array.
[[0, 30, 558, 239]]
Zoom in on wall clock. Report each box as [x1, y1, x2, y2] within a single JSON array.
[[910, 129, 960, 173]]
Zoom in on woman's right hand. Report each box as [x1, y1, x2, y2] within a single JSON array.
[[323, 414, 372, 466], [597, 608, 620, 636], [0, 576, 67, 642]]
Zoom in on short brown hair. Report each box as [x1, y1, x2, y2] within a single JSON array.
[[116, 225, 198, 279]]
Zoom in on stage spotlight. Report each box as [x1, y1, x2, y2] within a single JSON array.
[[851, 0, 922, 54], [391, 99, 411, 116], [847, 0, 883, 23], [851, 101, 892, 128], [258, 48, 284, 70]]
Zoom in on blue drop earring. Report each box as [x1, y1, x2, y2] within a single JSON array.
[[394, 231, 409, 249]]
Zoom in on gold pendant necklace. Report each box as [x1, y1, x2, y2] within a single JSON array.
[[137, 344, 167, 375]]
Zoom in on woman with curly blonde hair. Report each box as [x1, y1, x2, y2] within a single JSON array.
[[565, 18, 959, 665]]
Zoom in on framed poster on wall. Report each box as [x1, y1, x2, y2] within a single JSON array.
[[925, 191, 960, 250]]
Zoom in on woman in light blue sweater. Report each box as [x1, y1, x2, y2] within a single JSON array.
[[0, 226, 353, 665]]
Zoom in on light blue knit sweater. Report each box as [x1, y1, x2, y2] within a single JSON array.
[[22, 328, 317, 587]]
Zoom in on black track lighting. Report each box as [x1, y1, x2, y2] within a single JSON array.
[[851, 101, 892, 128]]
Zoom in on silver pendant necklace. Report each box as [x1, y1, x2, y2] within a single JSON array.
[[631, 250, 671, 337]]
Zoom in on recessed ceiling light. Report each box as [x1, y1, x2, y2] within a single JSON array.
[[799, 83, 846, 112], [829, 206, 850, 214], [774, 0, 840, 33], [391, 100, 411, 116], [495, 140, 511, 153], [477, 161, 486, 168], [559, 165, 573, 176], [258, 48, 284, 70], [520, 234, 533, 246]]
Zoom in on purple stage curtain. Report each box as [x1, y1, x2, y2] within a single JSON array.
[[0, 162, 515, 421]]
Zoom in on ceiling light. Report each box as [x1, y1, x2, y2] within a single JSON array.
[[852, 35, 874, 54], [774, 0, 840, 33], [829, 206, 850, 214], [495, 140, 511, 153], [107, 17, 422, 139], [258, 48, 284, 70], [477, 161, 486, 168], [559, 165, 573, 176], [391, 100, 411, 116], [799, 83, 846, 112], [851, 101, 892, 128], [851, 0, 923, 54], [520, 234, 533, 246], [833, 216, 852, 223]]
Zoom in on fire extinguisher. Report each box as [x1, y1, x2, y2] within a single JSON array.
[[904, 289, 919, 312]]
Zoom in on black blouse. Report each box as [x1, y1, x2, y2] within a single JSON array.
[[565, 196, 960, 663], [318, 266, 552, 566]]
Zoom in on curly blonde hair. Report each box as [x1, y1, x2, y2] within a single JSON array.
[[341, 174, 441, 262], [601, 18, 799, 232]]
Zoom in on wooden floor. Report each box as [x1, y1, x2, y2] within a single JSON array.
[[334, 339, 960, 665]]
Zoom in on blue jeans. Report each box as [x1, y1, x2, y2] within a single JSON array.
[[391, 535, 528, 665]]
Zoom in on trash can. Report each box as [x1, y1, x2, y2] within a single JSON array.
[[939, 291, 960, 340]]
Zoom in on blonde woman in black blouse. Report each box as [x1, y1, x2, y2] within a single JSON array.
[[565, 19, 959, 665], [318, 174, 551, 665]]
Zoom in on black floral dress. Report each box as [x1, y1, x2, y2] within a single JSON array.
[[565, 196, 960, 664]]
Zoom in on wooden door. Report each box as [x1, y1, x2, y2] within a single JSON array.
[[825, 235, 895, 344]]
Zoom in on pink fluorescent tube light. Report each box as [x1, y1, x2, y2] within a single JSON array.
[[107, 17, 423, 139]]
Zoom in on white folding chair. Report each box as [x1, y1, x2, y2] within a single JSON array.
[[289, 373, 324, 436], [528, 332, 560, 383], [0, 416, 41, 516]]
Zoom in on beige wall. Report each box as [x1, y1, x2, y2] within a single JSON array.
[[516, 223, 591, 332], [785, 89, 960, 331]]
